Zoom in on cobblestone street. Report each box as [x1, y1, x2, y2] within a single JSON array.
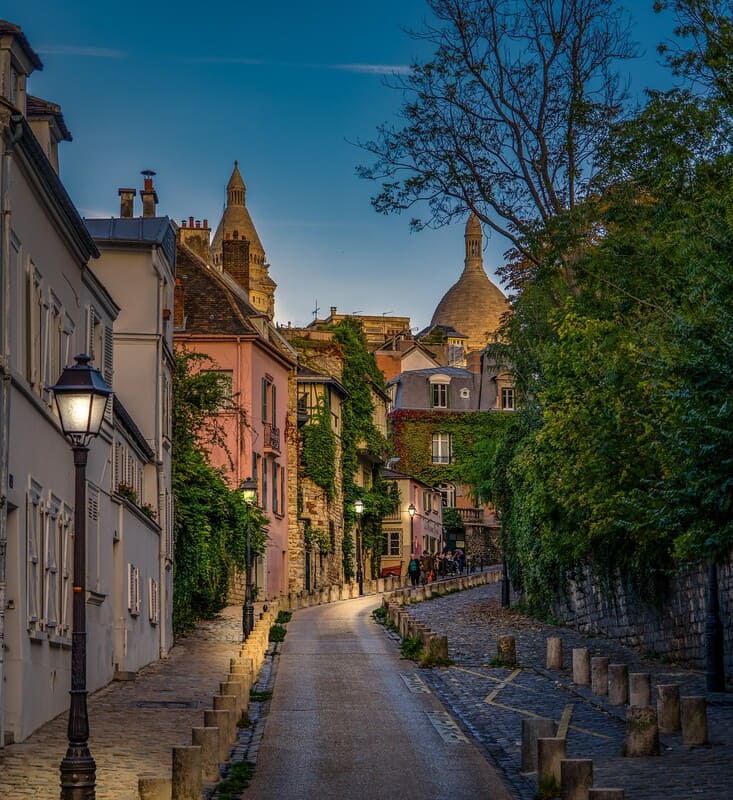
[[0, 607, 245, 800], [406, 581, 733, 799]]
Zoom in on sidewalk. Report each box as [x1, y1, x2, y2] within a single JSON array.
[[0, 606, 247, 800], [405, 581, 733, 799]]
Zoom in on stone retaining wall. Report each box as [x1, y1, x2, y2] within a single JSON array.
[[551, 554, 733, 682]]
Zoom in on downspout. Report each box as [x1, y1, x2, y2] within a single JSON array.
[[156, 263, 168, 657], [0, 114, 23, 747]]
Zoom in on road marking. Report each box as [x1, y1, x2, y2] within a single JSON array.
[[485, 699, 611, 740], [400, 672, 431, 694], [427, 711, 470, 744], [454, 666, 543, 694], [485, 668, 523, 703], [556, 704, 573, 739]]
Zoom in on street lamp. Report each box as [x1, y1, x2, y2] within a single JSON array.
[[240, 477, 258, 640], [408, 500, 416, 550], [51, 354, 112, 800], [354, 499, 364, 595]]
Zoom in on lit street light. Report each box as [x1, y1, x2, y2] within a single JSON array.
[[240, 477, 258, 640], [354, 499, 364, 595], [51, 354, 112, 800]]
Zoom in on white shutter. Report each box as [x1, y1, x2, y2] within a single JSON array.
[[148, 578, 159, 624], [127, 563, 140, 615], [103, 325, 114, 423], [86, 307, 96, 359]]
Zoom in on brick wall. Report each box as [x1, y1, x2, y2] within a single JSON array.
[[551, 552, 733, 683]]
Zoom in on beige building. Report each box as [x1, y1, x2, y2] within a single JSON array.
[[310, 307, 411, 350], [0, 21, 169, 745]]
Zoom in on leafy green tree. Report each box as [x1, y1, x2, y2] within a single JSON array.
[[172, 350, 268, 633]]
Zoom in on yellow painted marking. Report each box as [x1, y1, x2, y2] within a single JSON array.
[[556, 704, 573, 739], [484, 699, 612, 740], [485, 668, 522, 703]]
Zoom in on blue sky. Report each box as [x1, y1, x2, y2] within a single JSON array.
[[10, 1, 676, 330]]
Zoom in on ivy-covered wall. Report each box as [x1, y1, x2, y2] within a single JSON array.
[[390, 409, 512, 488]]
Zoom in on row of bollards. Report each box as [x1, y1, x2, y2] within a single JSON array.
[[137, 601, 284, 800]]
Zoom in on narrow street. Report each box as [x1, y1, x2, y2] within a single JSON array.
[[248, 595, 512, 800]]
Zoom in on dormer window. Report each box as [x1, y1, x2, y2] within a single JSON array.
[[429, 374, 451, 409]]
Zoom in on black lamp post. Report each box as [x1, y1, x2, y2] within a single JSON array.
[[51, 354, 112, 800], [354, 499, 364, 595], [240, 477, 258, 640]]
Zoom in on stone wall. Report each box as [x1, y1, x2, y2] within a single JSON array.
[[551, 553, 733, 683], [465, 524, 502, 565]]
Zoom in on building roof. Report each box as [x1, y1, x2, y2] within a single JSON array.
[[27, 94, 71, 141], [0, 20, 43, 71], [387, 366, 474, 386], [211, 161, 264, 256], [297, 366, 348, 397], [84, 216, 177, 270], [114, 399, 154, 460], [382, 467, 435, 489]]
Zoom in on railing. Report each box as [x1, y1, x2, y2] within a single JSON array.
[[455, 507, 483, 524], [263, 422, 280, 453]]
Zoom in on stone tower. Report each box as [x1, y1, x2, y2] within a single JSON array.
[[210, 161, 276, 319], [430, 213, 508, 353]]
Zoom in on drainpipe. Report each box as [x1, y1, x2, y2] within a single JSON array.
[[0, 114, 24, 747], [156, 266, 169, 658]]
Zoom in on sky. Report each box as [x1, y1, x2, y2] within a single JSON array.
[[8, 1, 678, 331]]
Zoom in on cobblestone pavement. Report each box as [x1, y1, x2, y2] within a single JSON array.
[[0, 606, 246, 800], [405, 582, 733, 799]]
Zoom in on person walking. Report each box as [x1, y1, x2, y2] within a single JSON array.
[[407, 556, 421, 587]]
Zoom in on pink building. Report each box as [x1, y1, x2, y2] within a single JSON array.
[[174, 238, 296, 598]]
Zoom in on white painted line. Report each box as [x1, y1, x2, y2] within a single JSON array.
[[400, 672, 432, 693], [427, 711, 470, 744]]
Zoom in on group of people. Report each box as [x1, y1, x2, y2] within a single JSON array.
[[407, 548, 468, 587]]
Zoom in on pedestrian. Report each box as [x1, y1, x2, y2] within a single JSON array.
[[419, 550, 430, 585], [407, 556, 421, 587]]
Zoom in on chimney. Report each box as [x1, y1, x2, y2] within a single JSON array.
[[222, 236, 251, 293], [174, 278, 185, 329], [177, 215, 211, 262], [330, 306, 337, 317], [118, 188, 136, 218], [140, 169, 158, 217]]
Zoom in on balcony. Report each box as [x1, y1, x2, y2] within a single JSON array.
[[455, 507, 483, 524], [263, 422, 280, 453]]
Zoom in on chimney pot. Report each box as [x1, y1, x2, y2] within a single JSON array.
[[181, 219, 187, 228], [330, 306, 337, 317], [189, 216, 194, 227], [203, 219, 208, 228], [195, 220, 200, 228]]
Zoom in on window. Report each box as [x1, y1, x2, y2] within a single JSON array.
[[437, 482, 456, 508], [26, 483, 44, 630], [431, 382, 449, 408], [382, 531, 401, 556], [422, 490, 432, 513], [501, 387, 515, 410], [87, 485, 101, 593], [128, 564, 140, 616], [431, 433, 452, 464], [261, 456, 268, 511], [272, 461, 279, 514]]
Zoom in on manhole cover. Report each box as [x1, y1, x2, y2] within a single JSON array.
[[135, 700, 200, 709]]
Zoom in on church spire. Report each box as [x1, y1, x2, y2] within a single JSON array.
[[464, 212, 483, 272], [226, 160, 246, 207]]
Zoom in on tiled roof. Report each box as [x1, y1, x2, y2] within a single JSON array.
[[0, 20, 43, 70], [27, 94, 71, 140]]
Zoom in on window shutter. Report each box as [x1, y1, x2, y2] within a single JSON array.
[[261, 377, 268, 422], [272, 383, 277, 425], [86, 307, 97, 359], [128, 564, 140, 615], [148, 578, 159, 624]]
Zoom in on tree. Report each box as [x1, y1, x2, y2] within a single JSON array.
[[172, 350, 268, 633], [358, 0, 636, 268]]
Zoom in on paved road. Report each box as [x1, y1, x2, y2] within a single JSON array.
[[247, 595, 512, 800]]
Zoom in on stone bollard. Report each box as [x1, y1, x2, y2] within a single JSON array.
[[591, 657, 610, 696], [547, 637, 563, 670], [377, 578, 385, 593], [204, 709, 232, 763], [220, 681, 245, 716], [138, 775, 171, 800], [497, 635, 517, 666], [629, 673, 651, 707], [171, 745, 202, 800], [588, 791, 625, 799], [330, 586, 340, 603], [537, 737, 566, 789], [415, 586, 426, 602], [623, 706, 659, 756], [521, 717, 556, 772], [681, 696, 708, 745], [424, 634, 449, 664], [191, 726, 220, 783], [657, 684, 681, 733], [572, 648, 590, 685], [608, 664, 629, 706], [560, 758, 593, 800]]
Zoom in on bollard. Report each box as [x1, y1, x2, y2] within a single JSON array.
[[521, 717, 555, 772], [213, 694, 238, 742], [221, 681, 245, 716], [537, 737, 566, 790], [572, 648, 590, 685], [608, 664, 629, 706], [629, 673, 651, 707], [424, 634, 449, 664], [657, 684, 681, 733], [588, 791, 624, 799], [138, 775, 171, 800], [204, 709, 232, 762], [191, 726, 220, 783], [560, 758, 593, 800], [623, 706, 659, 756], [681, 696, 708, 745], [591, 657, 610, 696], [171, 745, 202, 800], [547, 637, 563, 670], [497, 635, 517, 666]]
